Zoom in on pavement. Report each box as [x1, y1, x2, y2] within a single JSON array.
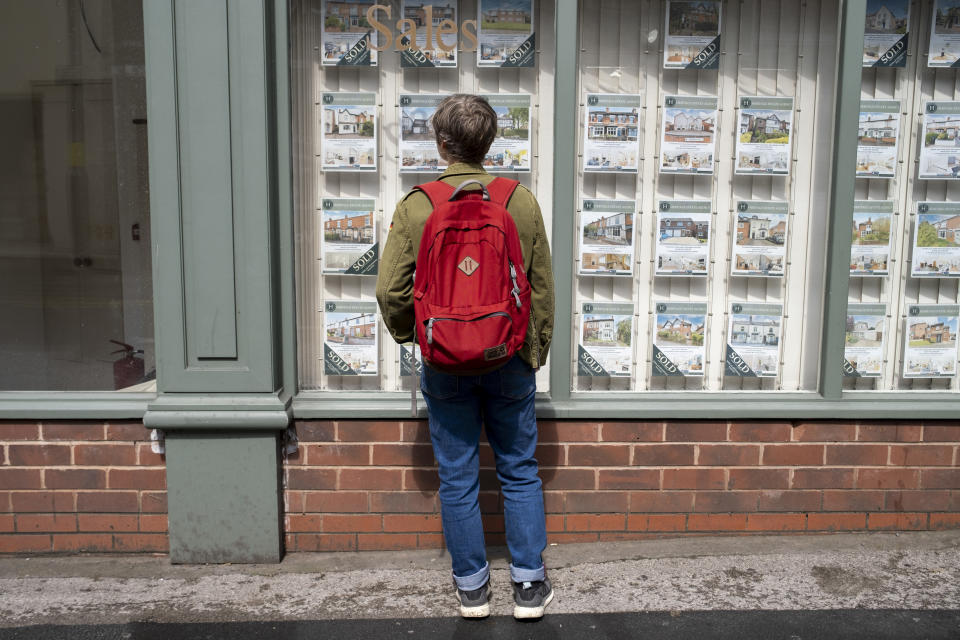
[[1, 531, 959, 638]]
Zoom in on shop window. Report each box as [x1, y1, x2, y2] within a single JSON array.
[[0, 1, 153, 391]]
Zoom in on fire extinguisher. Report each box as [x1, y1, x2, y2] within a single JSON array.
[[110, 340, 145, 390]]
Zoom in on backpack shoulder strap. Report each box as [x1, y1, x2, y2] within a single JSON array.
[[486, 177, 520, 207], [413, 180, 456, 209]]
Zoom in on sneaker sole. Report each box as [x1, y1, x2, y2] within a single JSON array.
[[513, 590, 554, 620], [460, 602, 490, 618]]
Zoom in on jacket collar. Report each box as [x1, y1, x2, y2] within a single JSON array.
[[439, 162, 488, 178]]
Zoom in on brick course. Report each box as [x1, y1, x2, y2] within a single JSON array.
[[1, 421, 167, 553], [282, 419, 960, 551]]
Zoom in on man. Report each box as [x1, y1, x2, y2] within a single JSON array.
[[376, 94, 555, 620]]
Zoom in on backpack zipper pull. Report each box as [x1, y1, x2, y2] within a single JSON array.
[[509, 262, 522, 309], [426, 318, 435, 344]]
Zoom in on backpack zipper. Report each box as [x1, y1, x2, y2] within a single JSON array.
[[426, 311, 511, 345]]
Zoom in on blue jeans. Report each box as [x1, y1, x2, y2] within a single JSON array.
[[420, 355, 547, 590]]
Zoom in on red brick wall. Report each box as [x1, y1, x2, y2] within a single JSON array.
[[0, 421, 168, 553], [283, 420, 960, 551]]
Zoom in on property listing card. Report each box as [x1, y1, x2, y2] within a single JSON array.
[[903, 304, 960, 378], [919, 102, 960, 178], [320, 93, 377, 172], [660, 95, 718, 175], [321, 0, 378, 66], [912, 202, 960, 277], [399, 344, 422, 377], [477, 0, 535, 68], [929, 0, 960, 67], [731, 201, 788, 277], [578, 302, 634, 378], [725, 302, 783, 378], [323, 300, 379, 376], [400, 0, 458, 68], [857, 100, 901, 178], [850, 200, 894, 277], [320, 198, 378, 275], [481, 94, 532, 172], [655, 200, 712, 277], [652, 302, 707, 378], [398, 94, 444, 173], [844, 303, 887, 378], [735, 97, 794, 176], [583, 94, 642, 173], [863, 0, 909, 67], [579, 199, 636, 277], [663, 1, 721, 70]]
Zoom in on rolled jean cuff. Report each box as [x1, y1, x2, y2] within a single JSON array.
[[510, 562, 545, 583], [453, 562, 489, 591]]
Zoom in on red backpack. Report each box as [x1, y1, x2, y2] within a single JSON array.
[[413, 177, 531, 373]]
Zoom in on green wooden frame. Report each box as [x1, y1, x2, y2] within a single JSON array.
[[2, 0, 960, 421]]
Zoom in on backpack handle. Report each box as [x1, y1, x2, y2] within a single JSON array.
[[449, 180, 490, 201]]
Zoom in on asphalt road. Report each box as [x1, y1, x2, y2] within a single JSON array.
[[3, 610, 959, 640]]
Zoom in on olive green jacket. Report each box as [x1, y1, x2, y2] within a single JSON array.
[[375, 163, 554, 369]]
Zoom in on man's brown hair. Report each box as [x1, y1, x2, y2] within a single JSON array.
[[431, 94, 497, 165]]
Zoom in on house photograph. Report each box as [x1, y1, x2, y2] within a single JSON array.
[[583, 210, 634, 246], [400, 108, 435, 140], [324, 0, 377, 33], [659, 216, 709, 242], [323, 211, 374, 243], [325, 312, 377, 346], [667, 1, 720, 37], [735, 214, 786, 246], [738, 111, 791, 144], [845, 315, 884, 347], [581, 253, 630, 272], [924, 114, 960, 146], [663, 108, 715, 143], [582, 314, 632, 347], [850, 251, 889, 272], [851, 212, 892, 245], [858, 112, 898, 146], [323, 106, 375, 137], [587, 107, 639, 141], [935, 0, 960, 34], [656, 314, 706, 346], [916, 213, 960, 246], [657, 254, 708, 273], [864, 0, 909, 34], [492, 106, 530, 139], [480, 0, 532, 34], [908, 317, 958, 348], [734, 253, 785, 275], [730, 314, 781, 346]]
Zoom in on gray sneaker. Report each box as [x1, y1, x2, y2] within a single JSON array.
[[456, 581, 491, 618], [512, 577, 554, 620]]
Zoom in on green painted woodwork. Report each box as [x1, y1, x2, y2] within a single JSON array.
[[144, 0, 280, 393], [165, 431, 283, 563], [549, 0, 578, 402], [820, 0, 865, 400]]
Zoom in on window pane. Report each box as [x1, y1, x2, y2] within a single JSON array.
[[0, 0, 153, 391]]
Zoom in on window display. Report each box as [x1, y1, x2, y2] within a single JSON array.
[[663, 0, 721, 70], [912, 202, 960, 277], [731, 201, 788, 277], [655, 200, 711, 277], [735, 97, 794, 176], [863, 0, 908, 67], [659, 96, 718, 175], [578, 199, 636, 277], [320, 199, 379, 275], [477, 0, 535, 67], [856, 100, 900, 178], [725, 303, 783, 378], [320, 93, 378, 171], [844, 303, 887, 378], [903, 305, 960, 378], [582, 94, 642, 173], [850, 200, 893, 277], [652, 302, 707, 378]]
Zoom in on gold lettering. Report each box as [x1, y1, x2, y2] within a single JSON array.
[[435, 19, 457, 52], [424, 5, 434, 52], [395, 18, 419, 50], [460, 19, 478, 52], [367, 4, 392, 52]]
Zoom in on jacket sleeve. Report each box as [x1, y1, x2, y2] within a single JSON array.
[[375, 201, 416, 344], [529, 198, 555, 365]]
